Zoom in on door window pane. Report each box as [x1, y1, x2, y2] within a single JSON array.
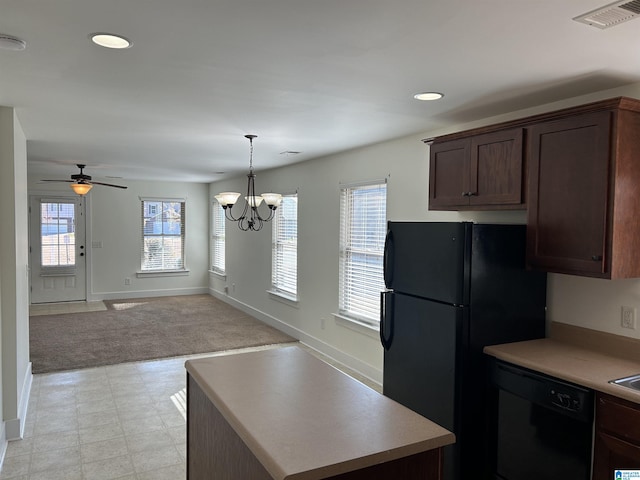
[[40, 202, 76, 267]]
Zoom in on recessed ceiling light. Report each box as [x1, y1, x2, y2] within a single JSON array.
[[0, 34, 26, 51], [90, 33, 131, 49], [413, 92, 444, 101]]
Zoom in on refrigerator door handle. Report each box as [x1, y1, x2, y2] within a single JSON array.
[[380, 291, 394, 351], [383, 229, 394, 288]]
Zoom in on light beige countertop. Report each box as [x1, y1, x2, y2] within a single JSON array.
[[484, 337, 640, 404], [185, 346, 455, 480]]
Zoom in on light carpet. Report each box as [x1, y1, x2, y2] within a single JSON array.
[[29, 294, 296, 373]]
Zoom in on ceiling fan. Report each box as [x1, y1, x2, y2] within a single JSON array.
[[41, 164, 128, 195]]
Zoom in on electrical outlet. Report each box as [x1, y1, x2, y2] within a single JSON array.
[[124, 278, 131, 286], [621, 306, 636, 329], [320, 318, 326, 330]]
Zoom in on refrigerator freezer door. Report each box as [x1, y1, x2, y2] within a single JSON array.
[[384, 222, 469, 305], [382, 292, 462, 432]]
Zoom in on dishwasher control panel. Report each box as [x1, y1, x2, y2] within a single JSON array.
[[491, 359, 594, 422], [550, 389, 582, 412]]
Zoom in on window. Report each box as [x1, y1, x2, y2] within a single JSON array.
[[141, 199, 185, 271], [271, 194, 298, 299], [211, 199, 226, 274], [40, 201, 77, 269], [339, 181, 387, 326]]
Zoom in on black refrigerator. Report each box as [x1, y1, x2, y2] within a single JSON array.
[[380, 222, 547, 480]]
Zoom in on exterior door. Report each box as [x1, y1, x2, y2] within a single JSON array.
[[30, 196, 87, 303]]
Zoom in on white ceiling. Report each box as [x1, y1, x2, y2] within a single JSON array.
[[2, 0, 640, 184]]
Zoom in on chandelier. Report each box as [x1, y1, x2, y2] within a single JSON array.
[[215, 135, 282, 231]]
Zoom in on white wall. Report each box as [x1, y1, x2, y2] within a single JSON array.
[[210, 82, 640, 384], [209, 137, 525, 383], [27, 178, 210, 301], [0, 107, 31, 445]]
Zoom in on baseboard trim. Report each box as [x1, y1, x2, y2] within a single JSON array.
[[299, 336, 383, 387], [91, 287, 209, 302], [208, 289, 383, 387], [0, 422, 7, 473], [6, 362, 33, 441]]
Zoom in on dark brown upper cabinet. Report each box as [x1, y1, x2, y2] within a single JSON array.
[[526, 98, 640, 279], [429, 128, 524, 210], [426, 96, 640, 279]]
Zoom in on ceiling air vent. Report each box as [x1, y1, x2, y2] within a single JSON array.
[[573, 0, 640, 29]]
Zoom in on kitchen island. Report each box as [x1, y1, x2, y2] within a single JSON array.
[[185, 346, 455, 480]]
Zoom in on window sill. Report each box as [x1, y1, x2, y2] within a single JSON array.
[[136, 269, 190, 278], [333, 313, 379, 339], [267, 290, 299, 307], [209, 270, 226, 280]]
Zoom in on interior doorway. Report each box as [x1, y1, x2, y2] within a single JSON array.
[[29, 195, 87, 304]]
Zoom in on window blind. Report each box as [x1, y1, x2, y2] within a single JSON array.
[[339, 181, 387, 325], [271, 194, 298, 297], [212, 200, 226, 274], [141, 200, 185, 271]]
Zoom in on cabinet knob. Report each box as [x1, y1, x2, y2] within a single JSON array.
[[591, 255, 603, 261], [462, 192, 469, 197], [468, 192, 478, 196]]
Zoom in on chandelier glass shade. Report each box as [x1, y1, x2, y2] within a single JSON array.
[[215, 135, 282, 231]]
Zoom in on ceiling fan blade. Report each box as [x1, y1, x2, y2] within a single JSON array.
[[40, 179, 74, 183], [91, 181, 128, 189]]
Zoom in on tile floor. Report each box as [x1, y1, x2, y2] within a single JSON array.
[[1, 340, 379, 480]]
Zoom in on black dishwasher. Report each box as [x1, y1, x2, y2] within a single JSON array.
[[488, 359, 594, 480]]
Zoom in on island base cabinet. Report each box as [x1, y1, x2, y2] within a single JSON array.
[[187, 374, 271, 479], [187, 374, 444, 480]]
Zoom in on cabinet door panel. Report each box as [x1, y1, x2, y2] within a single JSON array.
[[593, 393, 640, 480], [593, 432, 640, 480], [527, 111, 611, 276], [470, 129, 523, 206], [429, 138, 470, 208]]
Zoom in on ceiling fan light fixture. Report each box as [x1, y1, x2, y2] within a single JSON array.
[[413, 92, 444, 101], [70, 182, 93, 195], [42, 164, 127, 191], [90, 33, 131, 49]]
